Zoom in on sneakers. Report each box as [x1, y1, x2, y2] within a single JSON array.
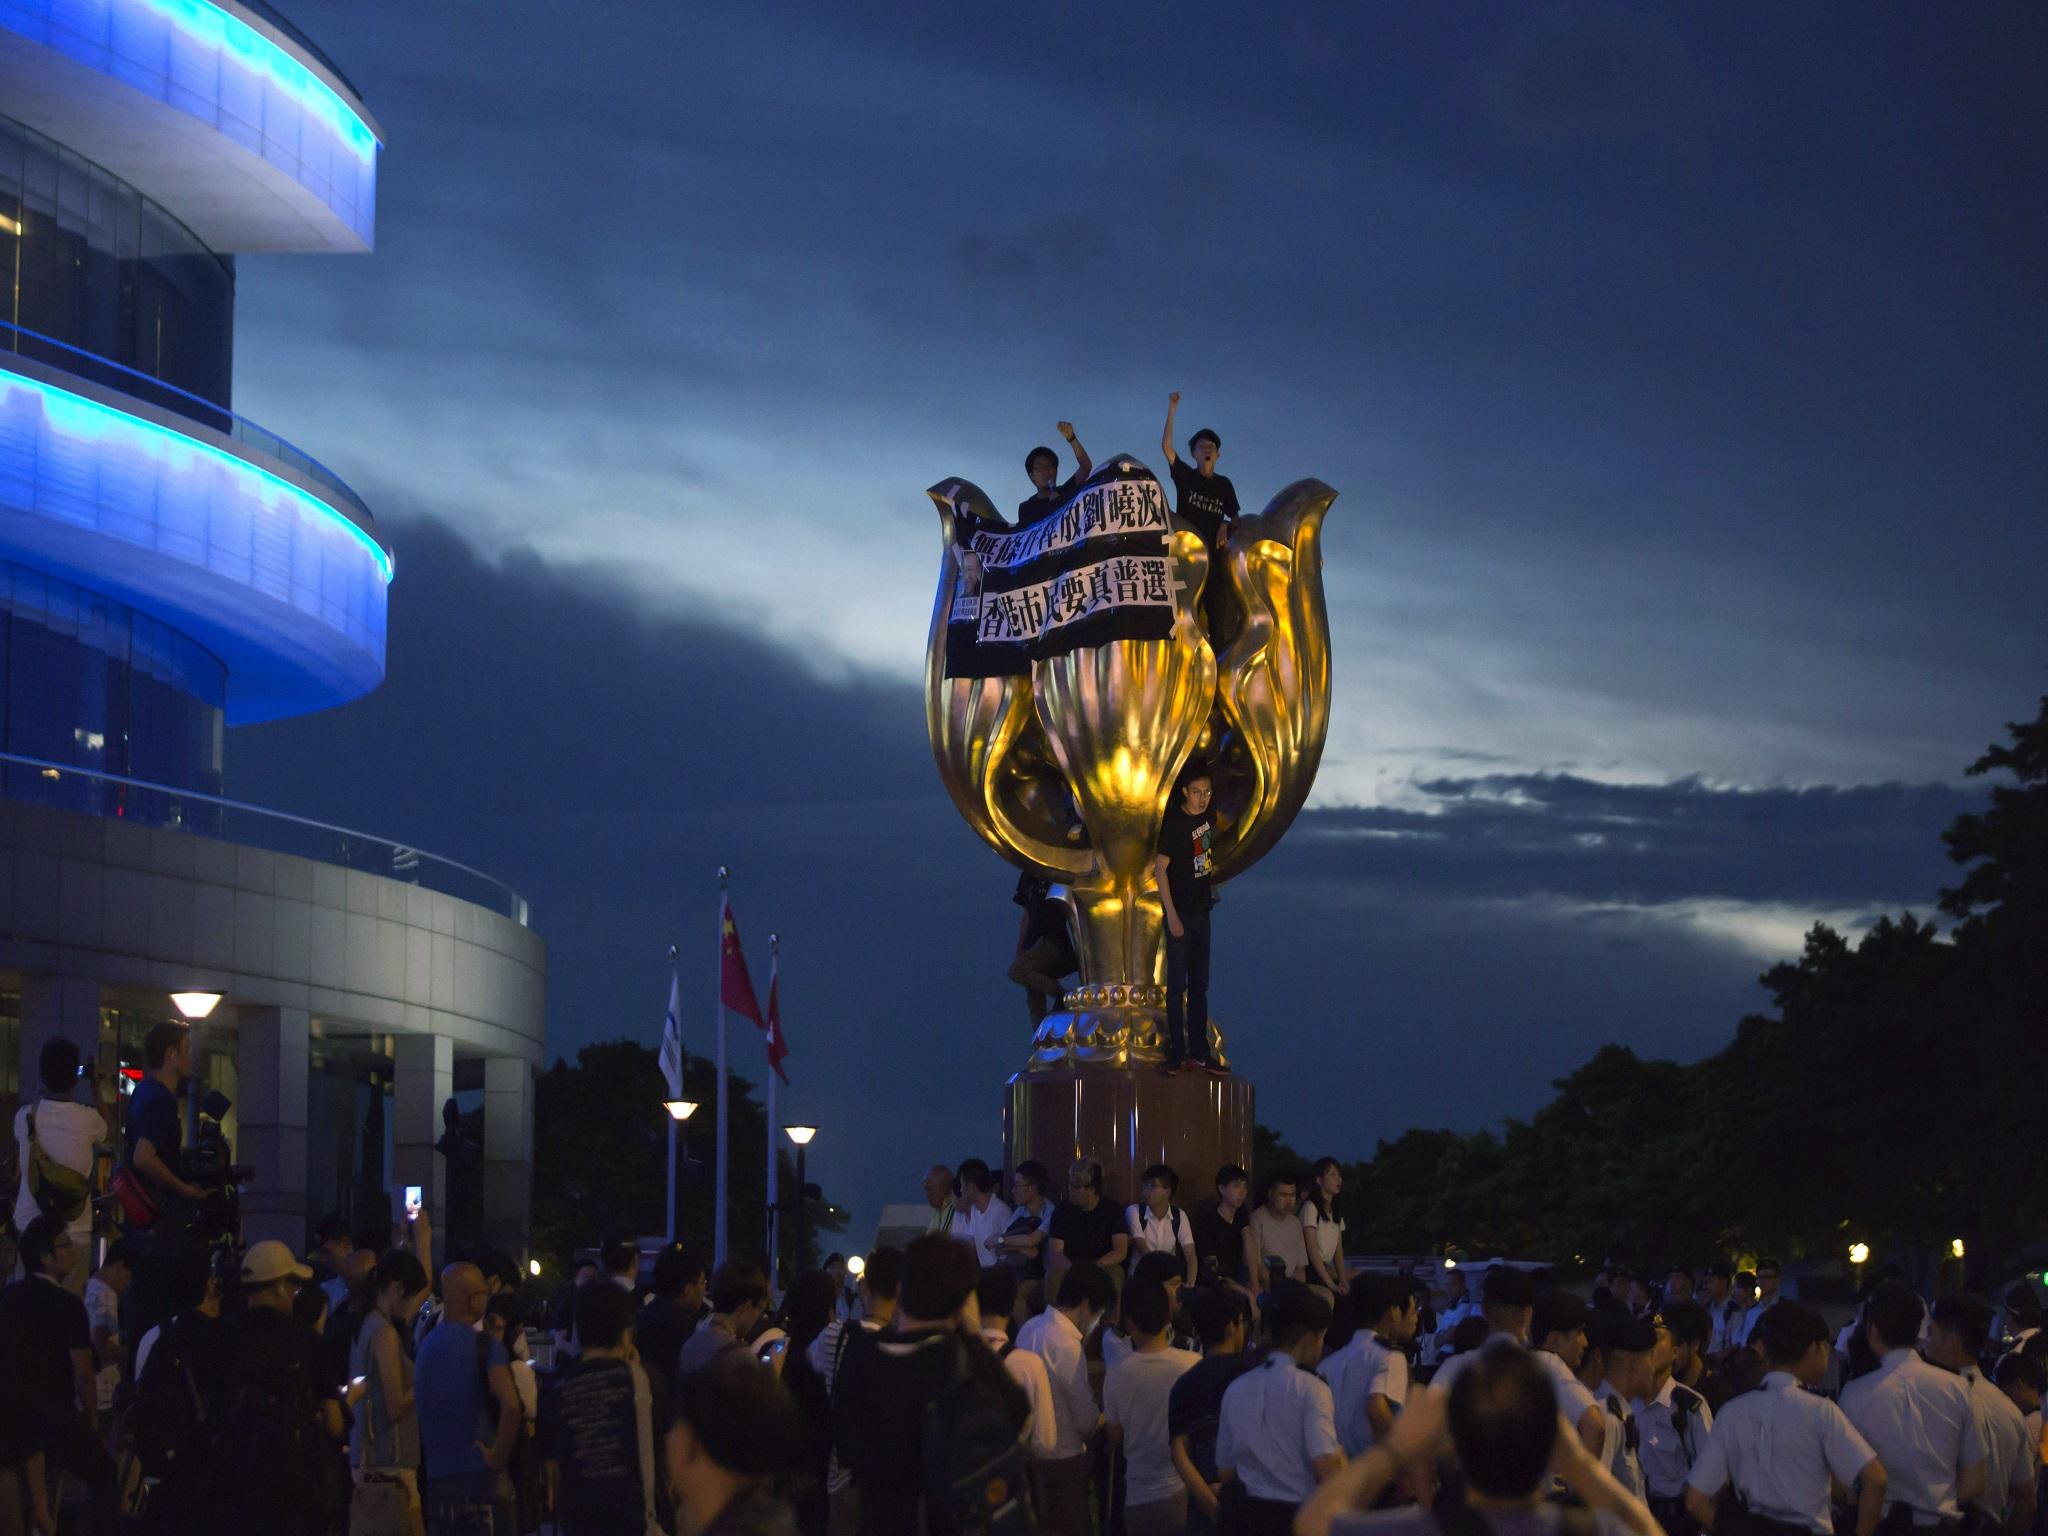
[[1162, 1054, 1185, 1076]]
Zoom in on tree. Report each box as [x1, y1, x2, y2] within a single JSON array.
[[1263, 692, 2048, 1286], [531, 1039, 844, 1273]]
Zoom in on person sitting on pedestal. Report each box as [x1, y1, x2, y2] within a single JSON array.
[[1156, 764, 1226, 1075], [1009, 872, 1079, 1029]]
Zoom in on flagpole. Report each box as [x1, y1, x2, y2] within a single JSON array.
[[715, 867, 730, 1270], [665, 945, 679, 1244], [766, 933, 779, 1284]]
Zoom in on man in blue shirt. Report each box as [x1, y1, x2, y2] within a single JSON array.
[[416, 1261, 524, 1535]]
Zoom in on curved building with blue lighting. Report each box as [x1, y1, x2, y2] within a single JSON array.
[[0, 1, 543, 1258]]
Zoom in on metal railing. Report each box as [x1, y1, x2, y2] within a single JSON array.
[[0, 321, 381, 537], [0, 751, 528, 926]]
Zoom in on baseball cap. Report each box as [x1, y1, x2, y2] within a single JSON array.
[[241, 1239, 314, 1286], [1531, 1290, 1590, 1340]]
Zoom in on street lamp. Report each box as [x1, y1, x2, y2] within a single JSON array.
[[170, 991, 222, 1141], [528, 1258, 541, 1278], [784, 1125, 817, 1275], [846, 1254, 865, 1280], [1848, 1242, 1870, 1266], [662, 1099, 698, 1245], [664, 1100, 699, 1122], [1950, 1237, 1965, 1260]]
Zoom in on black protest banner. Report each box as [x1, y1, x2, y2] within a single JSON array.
[[941, 459, 1178, 678]]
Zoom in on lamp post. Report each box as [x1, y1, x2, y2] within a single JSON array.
[[664, 1098, 699, 1243], [170, 991, 221, 1144], [783, 1125, 816, 1279]]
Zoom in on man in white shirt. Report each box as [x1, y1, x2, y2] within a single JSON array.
[[1840, 1281, 1987, 1527], [1930, 1295, 2037, 1531], [1317, 1274, 1415, 1457], [1736, 1258, 1785, 1347], [12, 1038, 107, 1292], [82, 1241, 132, 1413], [1125, 1163, 1197, 1285], [1104, 1275, 1202, 1535], [975, 1265, 1056, 1458], [1531, 1289, 1606, 1462], [1429, 1266, 1479, 1359], [953, 1159, 1013, 1269], [1429, 1263, 1536, 1400], [1016, 1260, 1111, 1536], [1635, 1309, 1712, 1532], [1216, 1281, 1343, 1534], [1686, 1302, 1886, 1536], [1591, 1312, 1653, 1499]]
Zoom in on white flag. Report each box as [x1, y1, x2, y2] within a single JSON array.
[[658, 968, 684, 1098]]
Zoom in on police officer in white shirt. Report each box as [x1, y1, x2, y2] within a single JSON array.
[[1215, 1281, 1343, 1535], [1736, 1258, 1785, 1347], [1840, 1281, 1987, 1529], [1636, 1309, 1713, 1534], [1685, 1302, 1887, 1536], [1316, 1274, 1414, 1456], [1590, 1310, 1653, 1499], [1532, 1289, 1607, 1458], [1430, 1263, 1537, 1399], [1016, 1260, 1112, 1535], [1429, 1266, 1479, 1360], [1929, 1295, 2037, 1532], [1125, 1163, 1198, 1286]]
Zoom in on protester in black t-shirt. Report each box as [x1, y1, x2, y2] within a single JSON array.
[[635, 1244, 710, 1399], [540, 1282, 670, 1536], [0, 1216, 95, 1520], [216, 1240, 345, 1536], [1168, 1287, 1256, 1536], [1007, 873, 1079, 1028], [1155, 764, 1226, 1073], [1161, 392, 1243, 639], [1192, 1164, 1255, 1292], [1016, 424, 1093, 528], [1048, 1157, 1129, 1289]]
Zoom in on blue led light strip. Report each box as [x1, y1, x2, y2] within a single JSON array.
[[135, 0, 380, 162], [2, 368, 395, 583]]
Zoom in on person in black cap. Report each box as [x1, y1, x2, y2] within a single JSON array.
[[1160, 392, 1242, 640], [1587, 1310, 1653, 1499], [1429, 1265, 1536, 1398]]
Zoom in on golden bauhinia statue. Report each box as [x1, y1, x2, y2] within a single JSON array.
[[924, 424, 1335, 1071]]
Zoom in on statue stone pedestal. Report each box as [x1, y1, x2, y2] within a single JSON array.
[[1004, 1064, 1254, 1208]]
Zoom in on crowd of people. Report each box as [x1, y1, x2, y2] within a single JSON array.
[[9, 1018, 2047, 1536]]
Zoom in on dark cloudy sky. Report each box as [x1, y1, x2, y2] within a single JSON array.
[[230, 2, 2045, 1238]]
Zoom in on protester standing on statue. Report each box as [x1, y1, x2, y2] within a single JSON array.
[[1160, 393, 1241, 640], [1009, 873, 1079, 1029], [1156, 764, 1223, 1075]]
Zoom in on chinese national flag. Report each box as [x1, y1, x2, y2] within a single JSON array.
[[720, 897, 766, 1030], [765, 957, 789, 1085]]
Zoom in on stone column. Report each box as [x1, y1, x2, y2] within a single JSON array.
[[393, 1034, 453, 1234], [235, 1007, 310, 1250], [482, 1056, 534, 1264]]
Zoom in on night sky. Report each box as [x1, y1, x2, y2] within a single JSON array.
[[229, 3, 2045, 1238]]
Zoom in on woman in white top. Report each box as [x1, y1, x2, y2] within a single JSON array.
[[11, 1038, 108, 1290], [1300, 1156, 1350, 1300], [1124, 1162, 1198, 1285]]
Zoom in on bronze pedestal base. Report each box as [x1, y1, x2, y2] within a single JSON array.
[[1004, 1061, 1254, 1209]]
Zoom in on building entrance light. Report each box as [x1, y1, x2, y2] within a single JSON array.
[[170, 991, 222, 1019]]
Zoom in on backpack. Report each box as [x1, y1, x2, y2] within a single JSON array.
[[130, 1314, 220, 1480], [921, 1331, 1040, 1536], [24, 1105, 91, 1224]]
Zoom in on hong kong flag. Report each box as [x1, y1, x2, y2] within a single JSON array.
[[720, 897, 766, 1030], [765, 954, 790, 1085]]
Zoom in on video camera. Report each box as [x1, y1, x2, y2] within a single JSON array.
[[184, 1089, 255, 1249]]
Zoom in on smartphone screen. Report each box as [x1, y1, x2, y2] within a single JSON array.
[[404, 1185, 423, 1216]]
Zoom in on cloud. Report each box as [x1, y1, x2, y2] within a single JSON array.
[[231, 520, 1984, 1234]]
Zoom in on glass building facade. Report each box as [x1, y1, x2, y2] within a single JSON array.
[[0, 558, 226, 828], [0, 113, 236, 416]]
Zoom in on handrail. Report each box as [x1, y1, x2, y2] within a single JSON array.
[[0, 320, 380, 536], [0, 750, 529, 926]]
